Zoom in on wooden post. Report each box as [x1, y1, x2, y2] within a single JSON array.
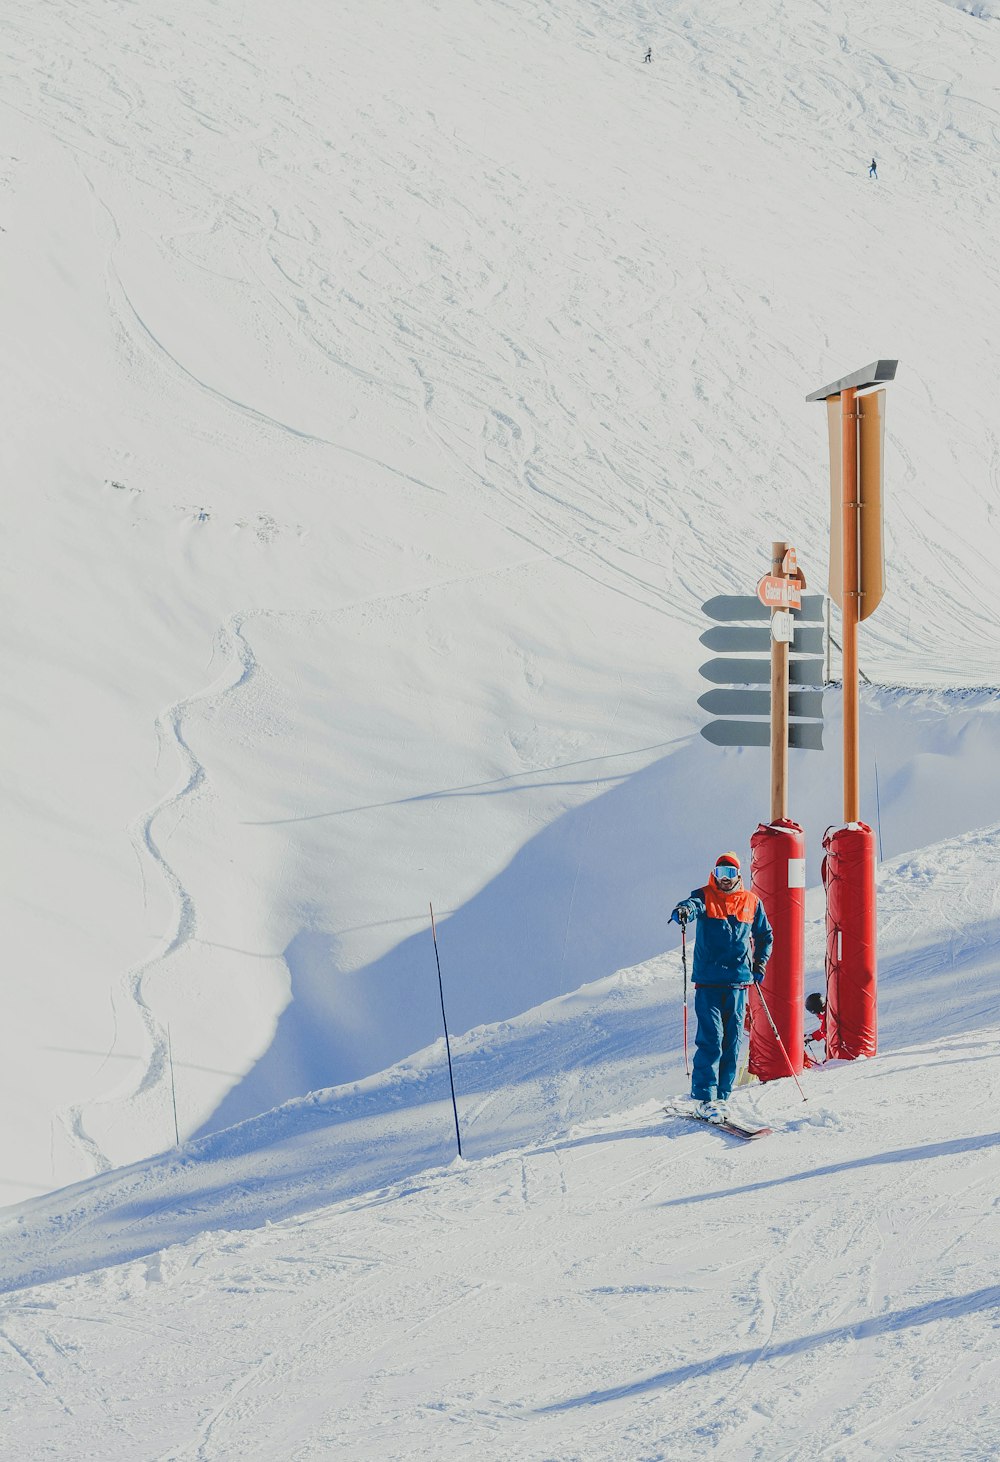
[[770, 540, 789, 822], [841, 387, 861, 823]]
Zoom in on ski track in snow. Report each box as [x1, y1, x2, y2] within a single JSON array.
[[56, 615, 260, 1173], [62, 542, 597, 1173]]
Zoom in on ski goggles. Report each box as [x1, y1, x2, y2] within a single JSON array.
[[715, 865, 740, 881]]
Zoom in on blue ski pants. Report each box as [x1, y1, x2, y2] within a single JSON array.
[[691, 984, 749, 1102]]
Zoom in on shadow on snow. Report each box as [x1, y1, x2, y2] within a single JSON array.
[[537, 1286, 1000, 1409]]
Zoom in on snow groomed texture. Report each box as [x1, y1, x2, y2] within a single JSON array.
[[749, 819, 805, 1081], [822, 822, 878, 1059]]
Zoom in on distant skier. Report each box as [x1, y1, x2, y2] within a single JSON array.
[[670, 853, 773, 1119], [869, 157, 878, 179], [644, 47, 652, 62], [804, 991, 827, 1066]]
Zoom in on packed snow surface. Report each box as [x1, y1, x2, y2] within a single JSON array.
[[1, 0, 1000, 1452], [1, 827, 999, 1456]]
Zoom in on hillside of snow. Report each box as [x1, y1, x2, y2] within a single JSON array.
[[1, 0, 1000, 1450], [2, 824, 999, 1456], [3, 0, 1000, 1207], [0, 836, 994, 1450]]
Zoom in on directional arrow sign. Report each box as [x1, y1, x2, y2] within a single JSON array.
[[701, 721, 824, 751], [700, 624, 825, 655], [757, 575, 802, 610], [697, 688, 825, 719], [699, 658, 824, 687], [701, 594, 825, 623]]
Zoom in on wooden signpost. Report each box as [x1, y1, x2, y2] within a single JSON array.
[[757, 542, 807, 822]]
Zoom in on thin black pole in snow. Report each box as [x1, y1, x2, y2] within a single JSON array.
[[167, 1023, 180, 1147], [429, 903, 463, 1158], [873, 751, 884, 861]]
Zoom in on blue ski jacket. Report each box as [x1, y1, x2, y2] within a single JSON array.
[[671, 876, 773, 987]]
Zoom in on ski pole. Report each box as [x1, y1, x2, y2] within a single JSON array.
[[681, 922, 690, 1078], [751, 984, 808, 1102], [429, 902, 463, 1157]]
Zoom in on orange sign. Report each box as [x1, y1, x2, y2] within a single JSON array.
[[781, 547, 797, 576], [826, 390, 885, 619], [756, 575, 802, 610]]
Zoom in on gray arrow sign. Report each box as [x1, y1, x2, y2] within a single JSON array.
[[699, 657, 825, 687], [697, 688, 825, 719], [700, 624, 826, 655], [701, 721, 824, 751], [701, 593, 825, 624]]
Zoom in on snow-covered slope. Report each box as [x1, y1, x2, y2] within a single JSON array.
[[3, 0, 1000, 1205], [2, 0, 1000, 1451], [1, 827, 999, 1456], [4, 1040, 1000, 1460], [2, 817, 999, 1289]]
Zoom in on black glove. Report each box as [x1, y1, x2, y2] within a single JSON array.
[[673, 906, 689, 926], [752, 962, 766, 983]]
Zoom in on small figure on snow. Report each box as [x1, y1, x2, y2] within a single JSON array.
[[869, 157, 878, 179], [644, 47, 652, 62], [804, 991, 827, 1066], [671, 853, 773, 1120]]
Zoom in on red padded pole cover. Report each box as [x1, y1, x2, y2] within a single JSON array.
[[749, 819, 805, 1082], [822, 822, 877, 1059]]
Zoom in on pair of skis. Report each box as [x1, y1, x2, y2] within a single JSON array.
[[662, 1101, 772, 1141]]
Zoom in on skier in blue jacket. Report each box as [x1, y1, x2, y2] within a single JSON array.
[[671, 852, 773, 1119]]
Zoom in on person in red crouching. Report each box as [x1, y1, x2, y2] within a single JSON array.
[[804, 991, 827, 1066]]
